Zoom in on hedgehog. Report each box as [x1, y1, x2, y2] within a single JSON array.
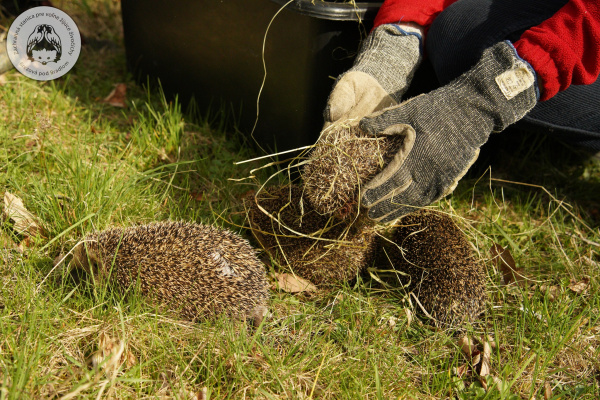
[[246, 184, 378, 286], [377, 210, 487, 326], [302, 121, 403, 218], [71, 221, 269, 324]]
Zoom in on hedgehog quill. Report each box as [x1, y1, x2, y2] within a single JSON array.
[[246, 184, 378, 286], [71, 221, 269, 324], [302, 121, 403, 218], [377, 210, 487, 326]]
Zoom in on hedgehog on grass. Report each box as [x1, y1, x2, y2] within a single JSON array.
[[377, 210, 487, 326], [302, 121, 403, 218], [71, 221, 269, 324], [246, 185, 377, 286]]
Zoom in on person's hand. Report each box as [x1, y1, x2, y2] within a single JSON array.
[[324, 24, 423, 125], [359, 41, 539, 223]]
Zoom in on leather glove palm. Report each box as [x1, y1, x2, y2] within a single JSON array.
[[360, 41, 538, 223], [325, 24, 423, 124]]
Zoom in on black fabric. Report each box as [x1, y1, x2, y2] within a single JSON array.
[[425, 0, 600, 149]]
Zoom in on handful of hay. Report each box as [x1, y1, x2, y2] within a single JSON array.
[[376, 210, 487, 326], [246, 185, 377, 286], [302, 121, 403, 218]]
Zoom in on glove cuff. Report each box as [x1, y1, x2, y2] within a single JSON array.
[[504, 40, 540, 101], [350, 24, 423, 102]]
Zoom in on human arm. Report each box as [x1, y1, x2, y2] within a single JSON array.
[[359, 1, 600, 222]]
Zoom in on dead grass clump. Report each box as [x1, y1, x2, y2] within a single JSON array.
[[246, 185, 377, 286], [302, 121, 402, 218], [377, 210, 487, 326]]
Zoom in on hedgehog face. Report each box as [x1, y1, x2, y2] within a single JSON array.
[[72, 242, 102, 276], [31, 49, 58, 65]]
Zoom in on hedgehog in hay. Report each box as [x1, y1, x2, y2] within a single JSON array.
[[246, 184, 378, 286], [71, 221, 269, 324], [302, 120, 403, 218], [377, 210, 487, 327]]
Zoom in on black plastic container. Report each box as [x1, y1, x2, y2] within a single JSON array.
[[121, 0, 382, 151]]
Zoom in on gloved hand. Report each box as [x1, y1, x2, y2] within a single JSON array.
[[360, 41, 539, 223], [324, 23, 423, 125]]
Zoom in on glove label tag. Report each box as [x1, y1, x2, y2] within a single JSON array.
[[495, 65, 534, 100]]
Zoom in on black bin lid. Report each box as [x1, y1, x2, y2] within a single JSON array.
[[271, 0, 383, 21]]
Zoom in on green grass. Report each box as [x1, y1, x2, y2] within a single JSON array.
[[1, 1, 599, 399]]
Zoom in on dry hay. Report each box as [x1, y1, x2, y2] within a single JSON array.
[[246, 184, 378, 286], [377, 210, 487, 326], [302, 121, 403, 218]]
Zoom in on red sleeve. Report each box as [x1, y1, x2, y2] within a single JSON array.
[[511, 1, 600, 101], [373, 0, 460, 31]]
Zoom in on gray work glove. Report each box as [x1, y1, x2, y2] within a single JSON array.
[[360, 41, 539, 223], [324, 24, 423, 124]]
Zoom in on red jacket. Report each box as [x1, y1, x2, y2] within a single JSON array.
[[374, 0, 600, 101]]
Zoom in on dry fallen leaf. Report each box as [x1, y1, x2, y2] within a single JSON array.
[[102, 83, 127, 108], [3, 192, 42, 236], [453, 363, 469, 378], [539, 283, 561, 301], [456, 336, 497, 390], [568, 277, 590, 295], [198, 387, 208, 400], [89, 332, 129, 375], [490, 243, 526, 286], [190, 191, 204, 202], [458, 335, 477, 356], [544, 381, 553, 400], [478, 341, 492, 377], [275, 273, 316, 293]]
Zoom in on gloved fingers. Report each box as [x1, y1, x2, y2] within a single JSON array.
[[359, 95, 422, 136], [325, 76, 356, 123], [440, 148, 480, 198], [362, 164, 413, 208], [325, 71, 395, 123], [365, 181, 424, 223], [362, 124, 415, 192]]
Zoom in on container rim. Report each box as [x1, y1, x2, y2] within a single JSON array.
[[270, 0, 382, 21]]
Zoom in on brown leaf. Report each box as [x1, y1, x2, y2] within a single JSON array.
[[479, 375, 502, 392], [479, 376, 488, 391], [539, 284, 561, 301], [544, 381, 552, 400], [125, 350, 136, 368], [568, 277, 590, 294], [3, 192, 42, 236], [198, 387, 208, 400], [18, 236, 35, 251], [458, 335, 477, 357], [275, 273, 316, 293], [90, 332, 127, 374], [490, 243, 525, 286], [102, 83, 127, 108], [190, 191, 204, 202], [478, 341, 492, 377], [453, 363, 469, 378]]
